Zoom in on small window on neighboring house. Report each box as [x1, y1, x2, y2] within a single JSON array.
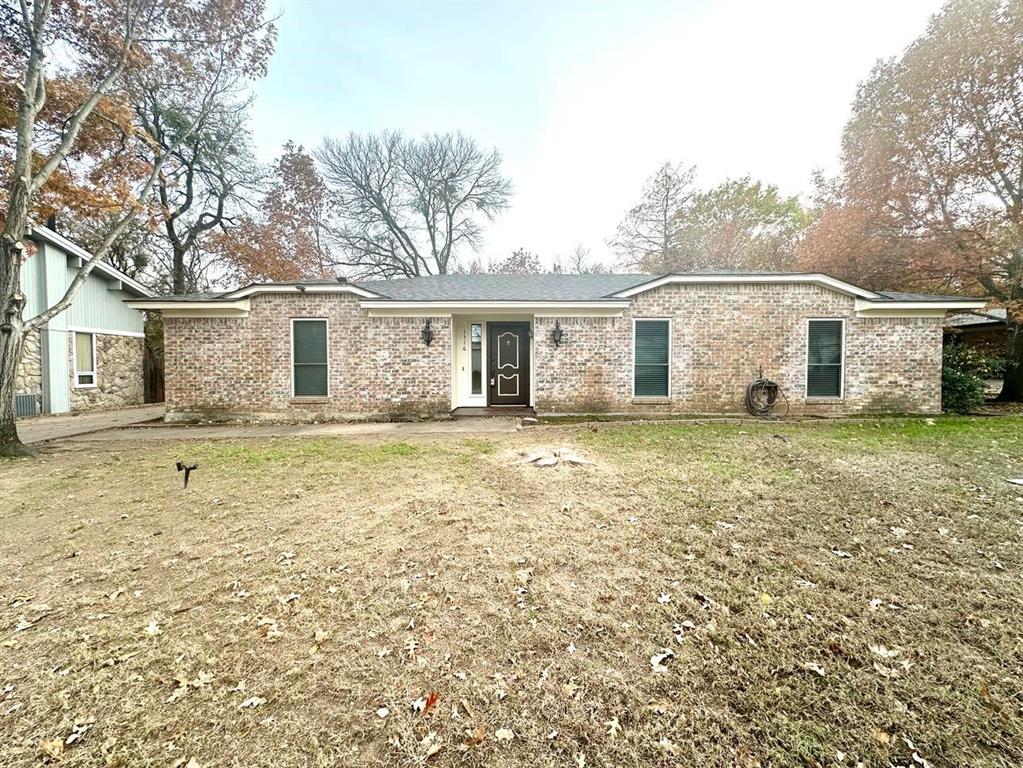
[[292, 319, 328, 397], [74, 332, 96, 388], [807, 319, 844, 398], [634, 320, 670, 397]]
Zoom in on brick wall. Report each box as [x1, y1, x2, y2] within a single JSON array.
[[164, 293, 450, 420], [534, 283, 943, 415], [162, 284, 943, 420]]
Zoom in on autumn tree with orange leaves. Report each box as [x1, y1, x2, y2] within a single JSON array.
[[0, 0, 275, 455], [220, 142, 334, 283], [798, 0, 1023, 401]]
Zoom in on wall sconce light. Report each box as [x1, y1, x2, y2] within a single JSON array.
[[421, 319, 434, 347], [552, 319, 565, 347]]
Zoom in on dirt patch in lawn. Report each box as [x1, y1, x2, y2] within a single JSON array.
[[1, 418, 1022, 767]]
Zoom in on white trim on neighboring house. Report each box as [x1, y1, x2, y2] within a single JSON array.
[[805, 318, 846, 400], [225, 283, 381, 300], [612, 273, 882, 300], [67, 325, 145, 338], [290, 317, 330, 399], [72, 330, 98, 389], [28, 225, 154, 297], [631, 317, 672, 399]]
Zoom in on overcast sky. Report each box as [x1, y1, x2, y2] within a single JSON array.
[[249, 0, 946, 269]]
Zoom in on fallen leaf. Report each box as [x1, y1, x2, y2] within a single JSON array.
[[239, 696, 266, 709], [376, 706, 390, 719], [650, 649, 675, 672], [605, 716, 622, 740], [39, 739, 64, 760], [657, 592, 672, 604], [869, 643, 900, 659], [144, 619, 161, 636], [495, 728, 514, 743], [831, 549, 853, 558], [802, 661, 826, 677]]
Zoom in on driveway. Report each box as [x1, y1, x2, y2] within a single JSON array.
[[17, 404, 166, 444]]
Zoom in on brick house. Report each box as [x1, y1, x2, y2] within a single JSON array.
[[129, 272, 985, 421]]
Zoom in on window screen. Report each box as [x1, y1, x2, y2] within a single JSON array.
[[634, 320, 670, 397], [807, 320, 843, 397], [293, 320, 328, 397]]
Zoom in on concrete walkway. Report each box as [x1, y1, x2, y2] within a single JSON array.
[[68, 415, 520, 442], [18, 404, 167, 444]]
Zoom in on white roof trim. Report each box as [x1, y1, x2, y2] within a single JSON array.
[[854, 298, 988, 314], [126, 298, 251, 317], [28, 225, 154, 297], [611, 273, 882, 300], [223, 283, 381, 300]]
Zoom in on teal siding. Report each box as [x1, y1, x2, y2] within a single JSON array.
[[63, 264, 144, 333], [19, 246, 144, 333]]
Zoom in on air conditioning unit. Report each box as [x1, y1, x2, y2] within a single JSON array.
[[15, 393, 39, 418]]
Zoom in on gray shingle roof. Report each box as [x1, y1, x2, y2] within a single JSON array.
[[133, 272, 985, 304], [946, 308, 1007, 327], [874, 290, 982, 303], [353, 273, 652, 301]]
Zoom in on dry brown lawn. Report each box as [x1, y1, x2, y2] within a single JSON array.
[[1, 417, 1022, 767]]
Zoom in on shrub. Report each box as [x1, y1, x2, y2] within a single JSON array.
[[941, 343, 988, 413]]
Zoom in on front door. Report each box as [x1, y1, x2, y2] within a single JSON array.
[[487, 322, 530, 406]]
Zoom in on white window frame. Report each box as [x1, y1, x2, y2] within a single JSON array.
[[290, 317, 330, 399], [805, 318, 846, 400], [631, 317, 672, 399], [73, 331, 98, 389]]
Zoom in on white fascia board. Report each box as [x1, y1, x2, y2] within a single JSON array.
[[125, 299, 251, 317], [854, 298, 988, 316], [224, 283, 382, 300], [361, 300, 630, 315], [28, 225, 154, 297], [612, 273, 881, 300]]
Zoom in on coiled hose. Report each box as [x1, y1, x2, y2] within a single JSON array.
[[745, 375, 790, 419]]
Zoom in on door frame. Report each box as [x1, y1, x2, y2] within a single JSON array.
[[486, 320, 531, 406]]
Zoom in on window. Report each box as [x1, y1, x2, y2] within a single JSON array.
[[470, 323, 482, 395], [634, 320, 670, 397], [292, 319, 328, 397], [807, 319, 844, 398], [74, 332, 96, 388]]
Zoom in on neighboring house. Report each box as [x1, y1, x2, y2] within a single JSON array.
[[129, 272, 985, 420], [945, 308, 1008, 358], [16, 225, 153, 417]]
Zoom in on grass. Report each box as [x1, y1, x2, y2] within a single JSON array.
[[1, 417, 1022, 767]]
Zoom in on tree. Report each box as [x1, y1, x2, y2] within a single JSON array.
[[611, 162, 697, 272], [480, 247, 543, 275], [798, 0, 1023, 401], [675, 178, 807, 272], [140, 85, 262, 294], [0, 0, 275, 455], [316, 131, 512, 278], [221, 142, 334, 282], [552, 244, 610, 274]]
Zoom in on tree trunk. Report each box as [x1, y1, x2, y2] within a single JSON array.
[[0, 176, 32, 456], [997, 316, 1023, 402], [0, 316, 29, 457], [172, 244, 186, 294]]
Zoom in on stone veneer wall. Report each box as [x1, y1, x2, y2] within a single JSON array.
[[163, 293, 451, 420], [15, 328, 42, 400], [534, 283, 943, 415], [68, 332, 145, 413]]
